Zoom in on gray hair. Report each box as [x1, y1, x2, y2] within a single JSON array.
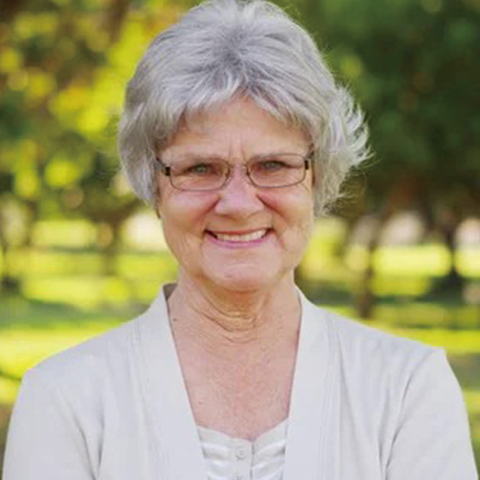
[[118, 0, 370, 215]]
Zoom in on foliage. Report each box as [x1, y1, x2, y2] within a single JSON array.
[[277, 0, 480, 311], [295, 0, 480, 215], [1, 0, 479, 293], [0, 0, 185, 288]]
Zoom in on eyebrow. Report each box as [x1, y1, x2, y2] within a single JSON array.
[[173, 153, 226, 161], [165, 150, 307, 162]]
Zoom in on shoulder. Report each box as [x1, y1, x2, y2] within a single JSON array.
[[19, 285, 172, 406], [18, 286, 171, 413], [303, 297, 446, 389], [305, 296, 438, 356], [302, 298, 476, 465], [22, 316, 139, 397], [8, 316, 146, 449], [328, 306, 437, 359]]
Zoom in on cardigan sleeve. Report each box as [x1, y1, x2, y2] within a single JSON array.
[[386, 349, 478, 480], [2, 368, 95, 480]]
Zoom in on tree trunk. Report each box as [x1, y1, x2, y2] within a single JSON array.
[[435, 207, 464, 293], [356, 174, 424, 319]]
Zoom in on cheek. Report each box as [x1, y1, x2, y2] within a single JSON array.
[[261, 187, 314, 229], [158, 190, 217, 242], [159, 179, 212, 219], [259, 190, 314, 259]]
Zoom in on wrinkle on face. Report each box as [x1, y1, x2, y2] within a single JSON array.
[[156, 97, 314, 303]]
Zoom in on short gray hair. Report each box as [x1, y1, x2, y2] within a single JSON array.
[[118, 0, 370, 215]]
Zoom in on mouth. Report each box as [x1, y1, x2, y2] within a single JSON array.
[[206, 229, 270, 244]]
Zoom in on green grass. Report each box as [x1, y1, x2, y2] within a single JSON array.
[[1, 295, 479, 402], [0, 323, 122, 403]]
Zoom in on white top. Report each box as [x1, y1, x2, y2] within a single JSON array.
[[3, 285, 478, 480], [198, 420, 287, 480]]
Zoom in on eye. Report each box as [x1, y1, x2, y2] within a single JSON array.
[[179, 161, 223, 176], [187, 163, 213, 175], [255, 159, 288, 172]]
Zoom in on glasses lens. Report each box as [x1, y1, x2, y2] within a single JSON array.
[[248, 154, 306, 187], [169, 158, 227, 191]]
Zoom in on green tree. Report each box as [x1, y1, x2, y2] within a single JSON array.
[[289, 0, 480, 315], [0, 0, 186, 291]]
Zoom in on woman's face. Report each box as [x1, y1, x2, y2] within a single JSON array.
[[157, 98, 314, 293]]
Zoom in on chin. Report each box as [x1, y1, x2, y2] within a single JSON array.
[[208, 265, 282, 293]]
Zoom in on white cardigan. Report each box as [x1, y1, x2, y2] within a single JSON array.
[[3, 285, 478, 480]]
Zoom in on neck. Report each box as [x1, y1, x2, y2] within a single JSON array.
[[166, 272, 301, 358]]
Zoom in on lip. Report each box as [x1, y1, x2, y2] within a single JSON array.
[[208, 229, 268, 235], [205, 228, 271, 248]]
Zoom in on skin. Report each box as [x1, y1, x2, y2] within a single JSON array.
[[156, 97, 315, 439]]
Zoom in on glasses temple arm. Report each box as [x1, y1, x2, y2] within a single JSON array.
[[155, 157, 171, 176]]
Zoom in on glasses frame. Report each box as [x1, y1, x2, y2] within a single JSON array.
[[155, 151, 313, 192]]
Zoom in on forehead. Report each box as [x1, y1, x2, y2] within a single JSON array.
[[162, 98, 309, 158]]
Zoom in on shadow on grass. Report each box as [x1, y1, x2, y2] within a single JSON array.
[[0, 403, 12, 474], [450, 354, 480, 391], [300, 281, 480, 330], [0, 294, 143, 331]]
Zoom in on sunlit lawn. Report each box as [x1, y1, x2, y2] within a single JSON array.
[[0, 220, 479, 469]]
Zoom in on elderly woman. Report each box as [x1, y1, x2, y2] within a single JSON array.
[[3, 0, 477, 479]]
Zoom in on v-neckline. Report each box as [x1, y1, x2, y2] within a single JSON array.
[[197, 418, 288, 445], [133, 285, 334, 480]]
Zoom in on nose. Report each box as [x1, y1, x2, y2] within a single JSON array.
[[213, 166, 264, 218]]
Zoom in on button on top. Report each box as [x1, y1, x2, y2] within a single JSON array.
[[236, 447, 247, 460]]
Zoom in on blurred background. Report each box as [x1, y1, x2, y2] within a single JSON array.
[[0, 0, 479, 470]]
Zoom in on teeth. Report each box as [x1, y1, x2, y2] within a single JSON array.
[[215, 229, 267, 242]]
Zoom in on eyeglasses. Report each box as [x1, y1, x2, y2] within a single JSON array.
[[155, 152, 312, 192]]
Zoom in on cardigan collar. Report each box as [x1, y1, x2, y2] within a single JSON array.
[[133, 284, 334, 480]]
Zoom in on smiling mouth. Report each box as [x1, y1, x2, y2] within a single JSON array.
[[207, 229, 269, 242]]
